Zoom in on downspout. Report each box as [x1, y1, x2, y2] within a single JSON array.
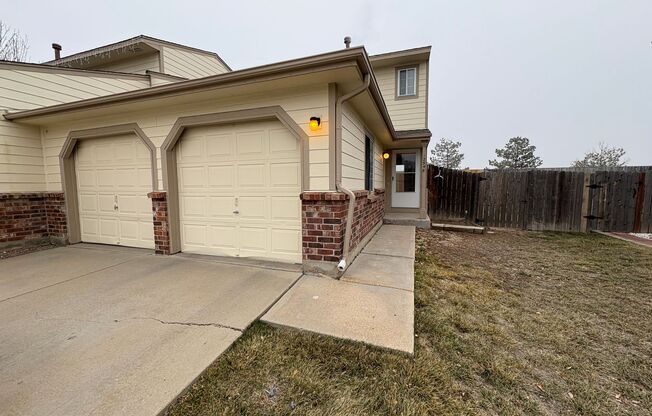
[[334, 73, 371, 275]]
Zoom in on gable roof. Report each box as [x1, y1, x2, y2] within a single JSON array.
[[6, 46, 430, 141], [45, 35, 231, 71]]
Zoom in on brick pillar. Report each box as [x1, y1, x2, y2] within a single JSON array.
[[45, 192, 67, 243], [301, 192, 347, 263], [301, 190, 385, 275], [147, 191, 170, 254]]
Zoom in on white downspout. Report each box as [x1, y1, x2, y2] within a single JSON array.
[[335, 74, 371, 275]]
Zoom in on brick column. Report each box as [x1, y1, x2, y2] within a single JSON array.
[[45, 192, 67, 243], [301, 189, 385, 275], [147, 191, 170, 254]]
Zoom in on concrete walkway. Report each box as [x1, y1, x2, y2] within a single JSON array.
[[0, 244, 300, 416], [262, 225, 415, 353]]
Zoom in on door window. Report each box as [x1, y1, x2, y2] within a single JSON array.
[[395, 152, 416, 192]]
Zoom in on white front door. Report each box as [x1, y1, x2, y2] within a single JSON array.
[[391, 149, 420, 208]]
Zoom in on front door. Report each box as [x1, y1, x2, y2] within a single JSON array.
[[391, 149, 420, 208]]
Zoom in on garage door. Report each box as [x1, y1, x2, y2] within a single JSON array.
[[176, 119, 302, 263], [75, 135, 154, 249]]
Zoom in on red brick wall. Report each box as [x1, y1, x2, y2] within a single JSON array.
[[147, 191, 170, 255], [301, 189, 385, 263], [0, 192, 67, 247]]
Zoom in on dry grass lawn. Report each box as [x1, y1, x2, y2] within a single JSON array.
[[167, 230, 652, 415]]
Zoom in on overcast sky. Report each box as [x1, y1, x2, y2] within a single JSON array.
[[4, 0, 651, 168]]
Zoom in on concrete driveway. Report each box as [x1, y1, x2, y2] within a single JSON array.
[[0, 244, 300, 416]]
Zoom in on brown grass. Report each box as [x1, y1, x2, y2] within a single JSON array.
[[167, 230, 652, 415]]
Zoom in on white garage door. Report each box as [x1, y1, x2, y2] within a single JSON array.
[[176, 120, 302, 263], [75, 135, 154, 249]]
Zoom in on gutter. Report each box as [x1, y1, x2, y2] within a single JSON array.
[[334, 74, 371, 276]]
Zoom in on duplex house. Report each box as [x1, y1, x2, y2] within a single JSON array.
[[0, 35, 431, 275]]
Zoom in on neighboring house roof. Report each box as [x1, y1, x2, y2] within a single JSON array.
[[5, 46, 431, 141], [45, 35, 232, 71], [0, 59, 150, 80]]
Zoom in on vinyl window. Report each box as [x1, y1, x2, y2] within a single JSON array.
[[397, 67, 417, 97]]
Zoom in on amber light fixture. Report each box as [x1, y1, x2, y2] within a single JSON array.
[[309, 117, 321, 131], [383, 152, 390, 160]]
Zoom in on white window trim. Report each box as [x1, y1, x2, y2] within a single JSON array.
[[396, 67, 418, 98]]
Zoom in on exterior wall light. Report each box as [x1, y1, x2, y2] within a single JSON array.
[[309, 117, 321, 131], [383, 152, 390, 160]]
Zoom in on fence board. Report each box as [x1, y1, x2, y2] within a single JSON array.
[[427, 165, 652, 232]]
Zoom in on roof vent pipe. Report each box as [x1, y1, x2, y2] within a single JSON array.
[[344, 36, 351, 48], [52, 43, 62, 60]]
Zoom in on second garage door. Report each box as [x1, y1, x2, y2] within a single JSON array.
[[75, 135, 154, 249], [176, 120, 302, 263]]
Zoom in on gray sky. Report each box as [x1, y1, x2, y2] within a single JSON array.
[[5, 0, 651, 168]]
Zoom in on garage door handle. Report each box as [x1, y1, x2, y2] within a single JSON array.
[[233, 209, 239, 214]]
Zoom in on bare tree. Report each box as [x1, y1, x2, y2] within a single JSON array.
[[572, 142, 628, 168], [0, 21, 29, 62]]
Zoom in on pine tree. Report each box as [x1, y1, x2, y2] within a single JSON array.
[[430, 138, 464, 169], [489, 137, 542, 169]]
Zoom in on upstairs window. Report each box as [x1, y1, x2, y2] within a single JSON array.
[[397, 67, 417, 98], [364, 136, 374, 191]]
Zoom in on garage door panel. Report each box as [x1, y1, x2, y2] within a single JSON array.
[[179, 166, 206, 188], [114, 168, 138, 188], [99, 218, 119, 239], [94, 144, 114, 163], [236, 130, 266, 157], [98, 194, 116, 214], [96, 169, 115, 188], [208, 225, 237, 250], [271, 229, 301, 255], [239, 197, 267, 220], [177, 120, 301, 263], [117, 195, 146, 215], [269, 128, 298, 154], [271, 197, 300, 221], [239, 227, 268, 252], [270, 163, 300, 187], [237, 164, 266, 187], [207, 165, 235, 188], [76, 169, 96, 188], [207, 197, 234, 218], [206, 133, 235, 159], [75, 136, 154, 249], [180, 196, 206, 218], [177, 136, 204, 161], [182, 223, 207, 246], [79, 193, 98, 214]]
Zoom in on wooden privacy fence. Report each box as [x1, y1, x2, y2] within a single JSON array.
[[427, 165, 652, 233]]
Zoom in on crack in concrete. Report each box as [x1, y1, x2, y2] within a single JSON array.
[[34, 315, 243, 333], [129, 317, 243, 333]]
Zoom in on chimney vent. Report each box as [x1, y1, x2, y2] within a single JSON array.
[[344, 36, 351, 48], [52, 43, 62, 60]]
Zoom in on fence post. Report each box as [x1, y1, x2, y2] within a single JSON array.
[[580, 173, 591, 233]]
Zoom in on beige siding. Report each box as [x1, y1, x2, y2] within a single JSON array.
[[341, 103, 385, 191], [374, 62, 427, 130], [41, 84, 330, 192], [0, 65, 151, 192], [93, 53, 160, 74], [161, 46, 229, 79], [0, 121, 44, 192]]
